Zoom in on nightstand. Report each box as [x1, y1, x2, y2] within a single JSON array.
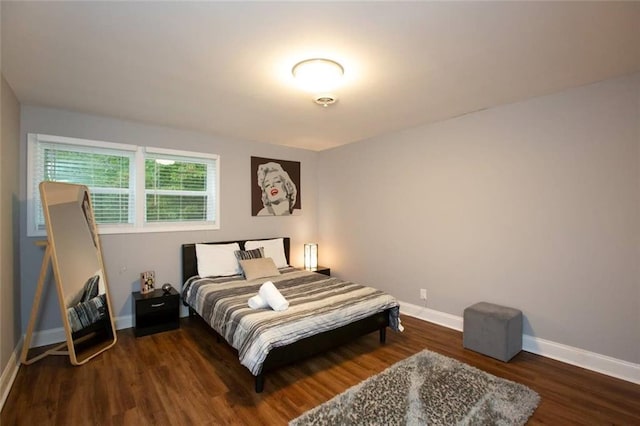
[[306, 266, 330, 276], [132, 287, 180, 337]]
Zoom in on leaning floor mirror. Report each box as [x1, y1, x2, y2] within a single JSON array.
[[22, 181, 117, 365]]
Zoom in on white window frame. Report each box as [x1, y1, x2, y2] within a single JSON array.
[[27, 133, 221, 237]]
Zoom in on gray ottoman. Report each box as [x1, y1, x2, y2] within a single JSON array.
[[463, 302, 522, 362]]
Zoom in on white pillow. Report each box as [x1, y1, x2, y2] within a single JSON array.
[[195, 243, 241, 277], [245, 238, 288, 268]]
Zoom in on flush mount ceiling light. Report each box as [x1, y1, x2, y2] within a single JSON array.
[[292, 58, 344, 107]]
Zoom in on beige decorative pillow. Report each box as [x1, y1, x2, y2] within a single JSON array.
[[239, 257, 280, 281]]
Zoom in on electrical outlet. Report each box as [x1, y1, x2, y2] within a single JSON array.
[[420, 288, 427, 300]]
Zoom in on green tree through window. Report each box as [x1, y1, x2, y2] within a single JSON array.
[[145, 159, 210, 222], [43, 147, 131, 224]]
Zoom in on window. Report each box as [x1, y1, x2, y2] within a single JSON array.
[[144, 148, 216, 224], [28, 134, 220, 236]]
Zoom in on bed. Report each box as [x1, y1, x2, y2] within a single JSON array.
[[181, 237, 401, 393]]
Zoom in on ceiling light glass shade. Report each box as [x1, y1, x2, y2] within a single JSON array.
[[292, 58, 344, 93]]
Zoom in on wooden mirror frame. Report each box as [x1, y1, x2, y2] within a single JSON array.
[[22, 182, 117, 365]]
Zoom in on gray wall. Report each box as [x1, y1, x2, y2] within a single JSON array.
[[19, 106, 319, 331], [1, 74, 21, 371], [318, 73, 640, 364]]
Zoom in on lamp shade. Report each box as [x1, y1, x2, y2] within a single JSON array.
[[304, 243, 318, 269], [292, 58, 344, 93]]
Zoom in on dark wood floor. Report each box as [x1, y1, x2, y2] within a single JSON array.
[[2, 315, 639, 425]]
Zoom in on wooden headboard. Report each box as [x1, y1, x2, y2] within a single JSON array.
[[181, 237, 291, 284]]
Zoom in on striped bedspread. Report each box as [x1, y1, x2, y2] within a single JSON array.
[[182, 267, 401, 375]]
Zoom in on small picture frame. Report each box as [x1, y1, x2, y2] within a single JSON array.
[[140, 271, 155, 294]]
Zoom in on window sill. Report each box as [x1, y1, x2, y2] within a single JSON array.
[[28, 222, 220, 237]]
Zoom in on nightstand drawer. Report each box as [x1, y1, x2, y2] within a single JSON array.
[[136, 295, 179, 315]]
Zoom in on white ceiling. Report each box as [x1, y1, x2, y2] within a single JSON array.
[[3, 1, 640, 151]]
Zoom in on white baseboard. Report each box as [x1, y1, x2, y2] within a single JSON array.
[[29, 326, 67, 348], [26, 314, 134, 348], [399, 300, 640, 385], [0, 337, 22, 413], [522, 334, 640, 384], [399, 301, 464, 332], [115, 314, 133, 331]]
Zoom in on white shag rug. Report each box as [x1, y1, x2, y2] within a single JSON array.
[[290, 349, 540, 426]]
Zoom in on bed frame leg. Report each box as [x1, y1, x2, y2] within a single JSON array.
[[188, 307, 196, 317], [255, 374, 265, 393], [379, 327, 386, 344]]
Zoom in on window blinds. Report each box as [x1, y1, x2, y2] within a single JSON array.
[[34, 142, 135, 230]]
